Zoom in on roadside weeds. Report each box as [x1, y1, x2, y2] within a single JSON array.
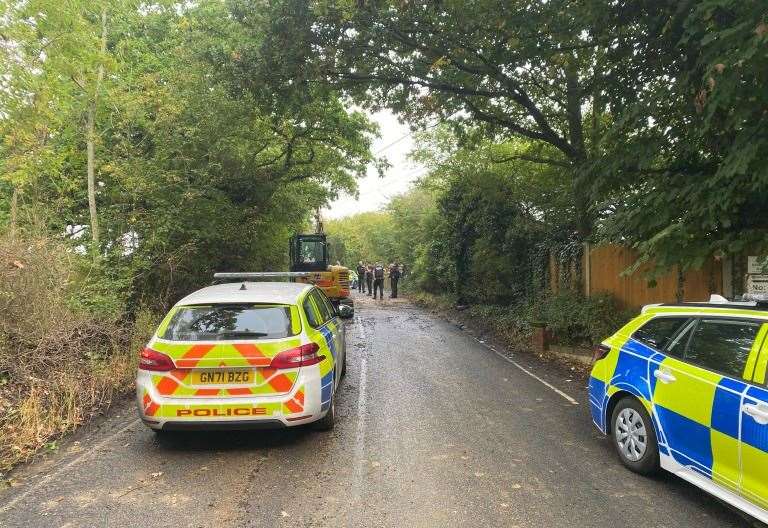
[[0, 235, 159, 478], [408, 291, 593, 379]]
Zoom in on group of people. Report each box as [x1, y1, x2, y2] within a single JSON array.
[[355, 262, 403, 300]]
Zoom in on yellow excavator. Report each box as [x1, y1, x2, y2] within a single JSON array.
[[288, 231, 351, 306], [214, 213, 353, 310]]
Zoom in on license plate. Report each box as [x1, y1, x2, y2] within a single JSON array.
[[191, 370, 253, 385]]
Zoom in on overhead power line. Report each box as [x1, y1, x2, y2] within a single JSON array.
[[373, 110, 459, 156]]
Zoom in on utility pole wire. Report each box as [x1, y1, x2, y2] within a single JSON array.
[[373, 110, 459, 156]]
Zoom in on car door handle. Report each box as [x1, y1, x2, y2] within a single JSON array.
[[653, 370, 677, 384], [743, 404, 768, 425]]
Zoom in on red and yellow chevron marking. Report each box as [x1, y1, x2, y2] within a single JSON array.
[[155, 369, 190, 395], [261, 368, 295, 393], [195, 388, 220, 396], [226, 387, 252, 396], [282, 386, 305, 415], [149, 339, 304, 397], [142, 391, 159, 417], [175, 344, 216, 368], [152, 340, 299, 370], [151, 368, 299, 398], [232, 343, 271, 367]]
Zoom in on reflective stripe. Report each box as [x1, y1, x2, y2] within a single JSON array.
[[151, 369, 299, 398], [155, 306, 179, 337], [745, 324, 768, 381], [753, 330, 768, 384], [647, 306, 768, 319], [290, 305, 301, 334]]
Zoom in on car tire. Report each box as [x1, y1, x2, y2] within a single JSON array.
[[340, 348, 347, 379], [611, 397, 660, 475], [313, 384, 335, 432]]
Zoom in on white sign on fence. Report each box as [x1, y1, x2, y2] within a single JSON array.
[[746, 274, 768, 295], [748, 256, 768, 275]]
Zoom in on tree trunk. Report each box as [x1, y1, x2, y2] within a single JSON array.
[[565, 60, 591, 241], [86, 106, 99, 248], [676, 268, 685, 303], [87, 7, 108, 252], [9, 187, 18, 241]]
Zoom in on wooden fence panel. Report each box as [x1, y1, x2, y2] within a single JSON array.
[[585, 244, 723, 309]]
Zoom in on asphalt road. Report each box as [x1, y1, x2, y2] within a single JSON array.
[[0, 293, 756, 527]]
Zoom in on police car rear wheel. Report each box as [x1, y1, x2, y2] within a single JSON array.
[[611, 397, 660, 475]]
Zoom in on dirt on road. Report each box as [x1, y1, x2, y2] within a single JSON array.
[[0, 293, 752, 527]]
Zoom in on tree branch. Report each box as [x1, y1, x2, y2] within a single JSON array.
[[489, 154, 570, 168]]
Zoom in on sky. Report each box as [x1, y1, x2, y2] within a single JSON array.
[[322, 109, 426, 219]]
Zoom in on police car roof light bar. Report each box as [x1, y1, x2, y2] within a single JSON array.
[[213, 272, 311, 281], [647, 293, 768, 312], [213, 272, 311, 286]]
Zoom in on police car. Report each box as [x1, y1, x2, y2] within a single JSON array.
[[589, 295, 768, 524], [136, 280, 351, 432]]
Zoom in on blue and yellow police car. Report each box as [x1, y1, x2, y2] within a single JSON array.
[[589, 295, 768, 524]]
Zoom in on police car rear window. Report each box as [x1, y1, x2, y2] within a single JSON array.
[[684, 319, 761, 378], [632, 317, 689, 350], [161, 304, 296, 341]]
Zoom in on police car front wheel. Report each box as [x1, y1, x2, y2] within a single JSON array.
[[611, 397, 660, 475]]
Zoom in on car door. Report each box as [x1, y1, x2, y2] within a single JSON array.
[[312, 289, 344, 381], [741, 325, 768, 512], [651, 318, 762, 493]]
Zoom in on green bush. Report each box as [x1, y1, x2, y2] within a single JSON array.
[[412, 288, 632, 349], [531, 291, 634, 346]]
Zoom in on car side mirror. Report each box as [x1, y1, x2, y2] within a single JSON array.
[[337, 304, 354, 319]]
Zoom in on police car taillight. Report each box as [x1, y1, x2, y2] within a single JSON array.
[[270, 343, 324, 369], [139, 347, 175, 371]]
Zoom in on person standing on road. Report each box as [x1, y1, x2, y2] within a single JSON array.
[[389, 262, 401, 299], [356, 261, 366, 293], [365, 264, 374, 296], [373, 262, 385, 300]]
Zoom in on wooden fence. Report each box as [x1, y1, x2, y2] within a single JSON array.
[[583, 244, 723, 309]]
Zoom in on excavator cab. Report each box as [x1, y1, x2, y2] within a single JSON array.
[[289, 234, 329, 273]]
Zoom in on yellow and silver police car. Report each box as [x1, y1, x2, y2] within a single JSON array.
[[136, 280, 350, 432], [590, 295, 768, 524]]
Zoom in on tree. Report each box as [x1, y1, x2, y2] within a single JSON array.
[[0, 0, 121, 250], [0, 0, 379, 306], [589, 0, 768, 273], [231, 0, 604, 236], [247, 0, 768, 275], [325, 211, 397, 268], [85, 6, 108, 249]]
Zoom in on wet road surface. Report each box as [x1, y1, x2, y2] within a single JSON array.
[[0, 293, 755, 527]]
